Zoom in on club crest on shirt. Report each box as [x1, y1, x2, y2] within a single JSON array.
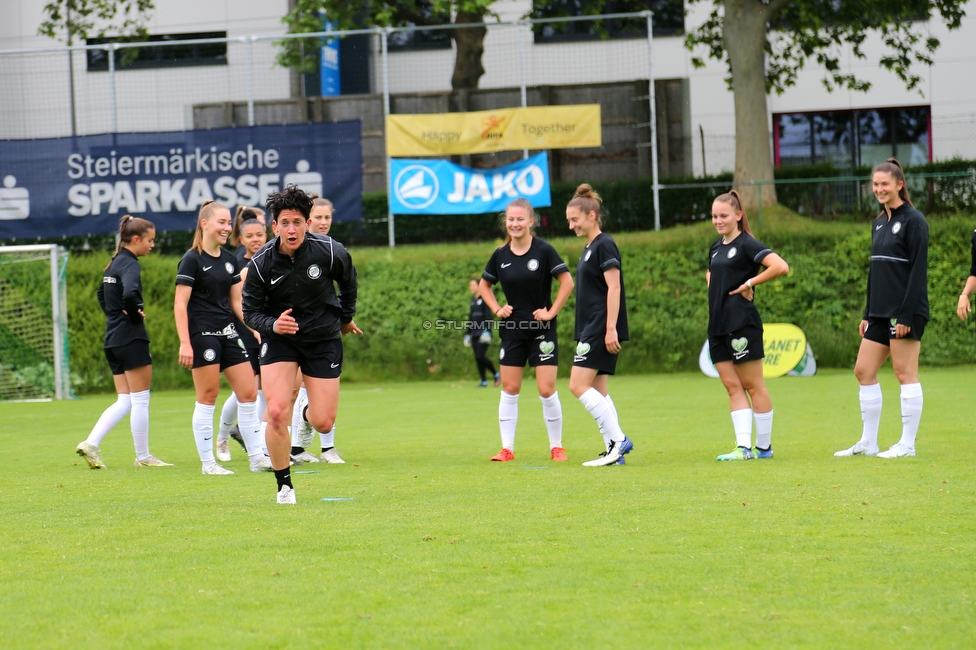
[[307, 264, 322, 279], [527, 259, 539, 271], [727, 247, 738, 259], [225, 262, 234, 274], [892, 222, 902, 234], [584, 250, 592, 262]]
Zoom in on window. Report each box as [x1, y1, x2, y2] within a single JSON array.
[[86, 32, 227, 72], [532, 0, 684, 42], [774, 106, 931, 169]]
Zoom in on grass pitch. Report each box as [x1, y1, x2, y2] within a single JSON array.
[[2, 368, 975, 648]]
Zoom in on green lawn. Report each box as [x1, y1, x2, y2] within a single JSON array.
[[2, 368, 975, 648]]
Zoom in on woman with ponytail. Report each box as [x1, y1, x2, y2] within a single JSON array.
[[76, 216, 171, 469], [836, 158, 929, 459], [706, 190, 789, 461], [215, 210, 269, 462], [565, 184, 634, 466], [174, 201, 271, 475], [229, 205, 266, 260]]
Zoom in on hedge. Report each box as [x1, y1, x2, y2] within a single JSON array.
[[61, 207, 976, 394]]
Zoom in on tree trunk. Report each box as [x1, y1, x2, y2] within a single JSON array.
[[723, 0, 777, 209], [451, 11, 487, 90]]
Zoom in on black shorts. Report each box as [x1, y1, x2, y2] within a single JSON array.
[[191, 332, 251, 370], [709, 326, 764, 365], [104, 340, 152, 375], [572, 337, 618, 375], [246, 346, 261, 375], [863, 316, 926, 345], [499, 330, 558, 367], [259, 337, 343, 379]]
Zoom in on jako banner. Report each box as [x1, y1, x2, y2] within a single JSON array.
[[389, 152, 551, 215], [0, 122, 362, 239], [386, 106, 601, 156]]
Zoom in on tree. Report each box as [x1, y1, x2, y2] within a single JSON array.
[[684, 0, 967, 208], [278, 0, 497, 90]]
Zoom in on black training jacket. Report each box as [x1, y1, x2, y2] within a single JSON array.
[[242, 233, 357, 342], [98, 248, 149, 348], [863, 203, 929, 324]]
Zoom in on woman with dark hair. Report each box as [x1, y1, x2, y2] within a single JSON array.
[[76, 216, 171, 469], [706, 190, 789, 461], [174, 201, 270, 475], [479, 198, 574, 462], [836, 158, 928, 459], [565, 184, 633, 467], [243, 186, 361, 504], [229, 205, 266, 260], [465, 278, 499, 387]]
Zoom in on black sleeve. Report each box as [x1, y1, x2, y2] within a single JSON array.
[[334, 246, 358, 324], [97, 280, 107, 314], [743, 236, 773, 266], [231, 253, 242, 286], [546, 243, 569, 277], [242, 256, 277, 335], [175, 252, 197, 287], [597, 238, 621, 272], [897, 215, 929, 324], [969, 230, 976, 277], [482, 249, 500, 284], [121, 258, 145, 323]]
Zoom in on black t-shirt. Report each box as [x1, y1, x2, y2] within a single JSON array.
[[482, 237, 568, 340], [707, 232, 772, 336], [98, 248, 149, 348], [175, 248, 242, 335], [574, 233, 628, 341], [468, 296, 492, 336], [863, 203, 929, 323]]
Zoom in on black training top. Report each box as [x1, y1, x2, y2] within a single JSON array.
[[468, 295, 493, 336], [234, 255, 259, 350], [242, 233, 357, 342], [574, 233, 628, 341], [707, 232, 773, 337], [235, 245, 248, 264], [863, 203, 929, 324], [175, 248, 242, 335], [482, 237, 568, 341], [98, 248, 149, 348]]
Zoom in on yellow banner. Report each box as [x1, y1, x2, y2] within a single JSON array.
[[762, 323, 808, 378], [386, 105, 602, 156]]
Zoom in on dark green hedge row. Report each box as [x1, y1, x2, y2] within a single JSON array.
[[63, 209, 976, 393]]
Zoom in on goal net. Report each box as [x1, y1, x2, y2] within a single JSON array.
[[0, 245, 72, 401]]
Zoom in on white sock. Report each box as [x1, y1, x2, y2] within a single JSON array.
[[899, 383, 923, 447], [86, 393, 131, 447], [192, 401, 217, 465], [498, 391, 519, 451], [321, 424, 336, 449], [754, 410, 773, 450], [290, 386, 308, 446], [259, 421, 268, 454], [598, 395, 618, 451], [130, 389, 151, 460], [256, 389, 267, 421], [731, 408, 753, 449], [540, 392, 563, 449], [218, 392, 239, 441], [859, 383, 883, 447], [237, 401, 265, 462], [578, 388, 624, 443]]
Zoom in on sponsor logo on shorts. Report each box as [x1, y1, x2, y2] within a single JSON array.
[[574, 341, 590, 362], [203, 348, 216, 362], [225, 262, 234, 274], [260, 342, 268, 358], [331, 362, 340, 369], [892, 222, 902, 234], [539, 339, 555, 362], [499, 347, 506, 361], [731, 336, 749, 360], [527, 259, 539, 271], [237, 338, 246, 350], [307, 264, 322, 279], [727, 247, 737, 259]]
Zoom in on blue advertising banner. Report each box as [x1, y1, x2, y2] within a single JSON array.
[[389, 152, 551, 215], [320, 20, 341, 96], [0, 121, 362, 239]]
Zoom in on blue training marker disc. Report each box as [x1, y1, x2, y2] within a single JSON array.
[[320, 497, 355, 501]]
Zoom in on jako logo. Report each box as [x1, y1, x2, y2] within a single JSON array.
[[393, 166, 439, 210]]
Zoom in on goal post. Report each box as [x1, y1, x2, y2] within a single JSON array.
[[0, 244, 72, 401]]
